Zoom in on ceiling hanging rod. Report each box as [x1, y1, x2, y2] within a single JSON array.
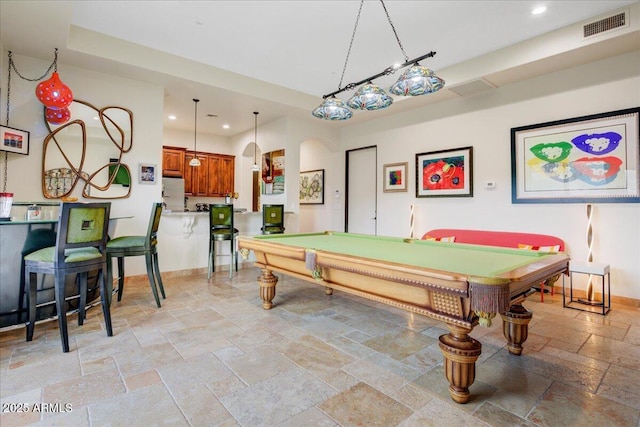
[[321, 52, 437, 99]]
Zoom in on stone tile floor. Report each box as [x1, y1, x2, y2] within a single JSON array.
[[1, 267, 639, 426]]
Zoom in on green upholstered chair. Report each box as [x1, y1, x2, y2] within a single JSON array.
[[24, 202, 112, 353], [208, 204, 238, 279], [17, 228, 58, 323], [106, 203, 165, 308], [261, 204, 285, 235]]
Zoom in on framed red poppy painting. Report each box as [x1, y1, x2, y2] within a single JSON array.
[[511, 107, 640, 203], [416, 147, 473, 198]]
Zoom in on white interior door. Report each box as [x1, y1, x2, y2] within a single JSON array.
[[346, 146, 377, 234]]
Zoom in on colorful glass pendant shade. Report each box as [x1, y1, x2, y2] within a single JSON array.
[[312, 97, 353, 121], [347, 82, 393, 111], [45, 106, 71, 124], [389, 65, 445, 96], [35, 72, 73, 109]]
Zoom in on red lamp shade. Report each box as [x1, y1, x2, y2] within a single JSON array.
[[35, 72, 73, 109], [45, 106, 71, 124]]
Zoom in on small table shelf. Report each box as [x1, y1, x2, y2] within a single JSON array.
[[563, 261, 611, 315]]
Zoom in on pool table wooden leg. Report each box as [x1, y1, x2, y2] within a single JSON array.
[[500, 303, 533, 355], [258, 268, 278, 309], [438, 324, 482, 404]]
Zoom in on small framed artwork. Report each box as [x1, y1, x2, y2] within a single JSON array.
[[416, 146, 473, 198], [0, 125, 30, 155], [300, 169, 324, 204], [511, 107, 640, 203], [138, 163, 157, 184], [383, 162, 408, 192]]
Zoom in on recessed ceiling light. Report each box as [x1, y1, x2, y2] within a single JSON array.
[[223, 124, 230, 129], [532, 6, 547, 15], [168, 115, 176, 120]]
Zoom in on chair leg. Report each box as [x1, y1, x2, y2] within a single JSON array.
[[106, 255, 114, 305], [145, 253, 162, 308], [116, 257, 125, 301], [540, 281, 545, 303], [26, 271, 37, 342], [98, 268, 113, 337], [229, 237, 234, 279], [78, 272, 87, 326], [152, 252, 166, 299], [54, 271, 70, 353], [18, 261, 26, 323], [208, 239, 215, 279]]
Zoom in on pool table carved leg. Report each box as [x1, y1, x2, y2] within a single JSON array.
[[500, 303, 533, 355], [258, 269, 278, 310], [438, 324, 482, 404]]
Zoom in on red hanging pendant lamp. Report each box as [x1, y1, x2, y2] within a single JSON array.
[[36, 71, 73, 110]]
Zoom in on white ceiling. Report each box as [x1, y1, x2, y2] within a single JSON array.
[[1, 1, 638, 137]]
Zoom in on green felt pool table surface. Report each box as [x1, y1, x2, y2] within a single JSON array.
[[252, 231, 557, 278]]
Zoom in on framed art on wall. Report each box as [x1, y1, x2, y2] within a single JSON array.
[[0, 125, 30, 155], [511, 107, 640, 203], [139, 163, 157, 184], [300, 169, 324, 204], [416, 146, 473, 197], [383, 162, 408, 192]]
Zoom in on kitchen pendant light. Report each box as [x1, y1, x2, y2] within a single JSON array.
[[251, 112, 260, 172], [189, 98, 201, 167]]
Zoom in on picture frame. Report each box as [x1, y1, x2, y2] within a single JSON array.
[[138, 163, 157, 184], [416, 146, 473, 197], [300, 169, 324, 204], [511, 107, 640, 203], [0, 125, 30, 155], [383, 162, 408, 192]]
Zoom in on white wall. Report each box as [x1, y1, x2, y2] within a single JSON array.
[[1, 52, 164, 277], [3, 50, 639, 300], [338, 50, 640, 300]]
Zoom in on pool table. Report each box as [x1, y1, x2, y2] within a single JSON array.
[[237, 231, 569, 403]]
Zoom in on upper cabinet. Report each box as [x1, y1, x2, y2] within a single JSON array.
[[184, 152, 209, 196], [162, 146, 186, 177], [184, 151, 235, 197]]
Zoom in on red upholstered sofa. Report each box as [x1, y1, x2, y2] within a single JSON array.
[[422, 229, 565, 301]]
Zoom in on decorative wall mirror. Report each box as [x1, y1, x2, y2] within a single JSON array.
[[43, 100, 133, 199]]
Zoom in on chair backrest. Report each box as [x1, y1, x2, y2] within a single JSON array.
[[262, 204, 285, 234], [146, 202, 163, 248], [209, 204, 234, 231], [56, 202, 111, 266]]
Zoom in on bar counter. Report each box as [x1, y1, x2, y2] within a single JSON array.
[[0, 202, 127, 329]]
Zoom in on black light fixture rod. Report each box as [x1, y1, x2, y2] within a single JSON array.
[[322, 51, 437, 99], [193, 98, 199, 157]]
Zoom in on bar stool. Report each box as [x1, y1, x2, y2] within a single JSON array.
[[261, 204, 285, 235], [208, 204, 238, 279], [106, 203, 166, 308], [25, 202, 113, 353]]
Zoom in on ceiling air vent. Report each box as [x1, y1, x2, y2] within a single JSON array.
[[583, 11, 626, 38]]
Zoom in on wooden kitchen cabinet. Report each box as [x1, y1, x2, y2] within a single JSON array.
[[207, 154, 235, 197], [184, 151, 235, 197], [184, 152, 209, 196], [162, 146, 186, 177]]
